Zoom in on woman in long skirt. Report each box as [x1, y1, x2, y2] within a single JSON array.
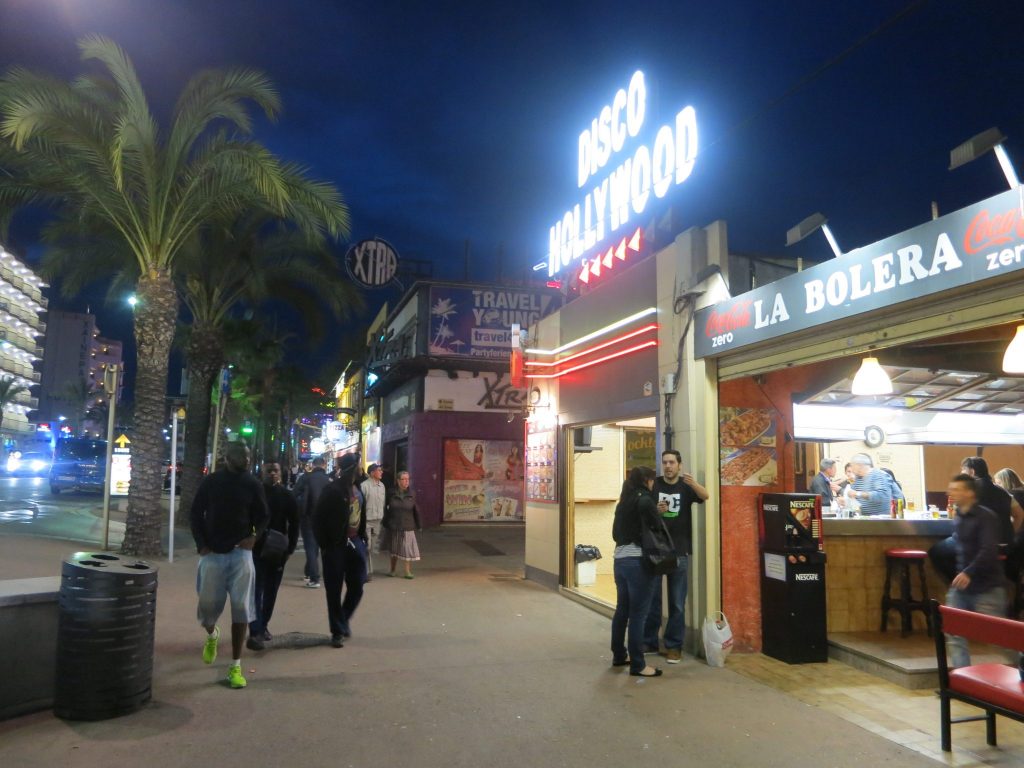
[[383, 470, 422, 578]]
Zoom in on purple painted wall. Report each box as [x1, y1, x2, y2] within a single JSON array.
[[384, 410, 524, 527]]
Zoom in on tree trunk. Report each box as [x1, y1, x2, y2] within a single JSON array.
[[121, 271, 178, 556], [179, 324, 223, 519]]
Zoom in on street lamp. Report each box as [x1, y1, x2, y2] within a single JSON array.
[[949, 127, 1019, 189], [786, 212, 843, 259], [127, 295, 138, 308]]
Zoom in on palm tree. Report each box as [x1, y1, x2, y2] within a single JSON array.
[[0, 36, 349, 554], [56, 377, 96, 436], [0, 374, 29, 435], [175, 215, 362, 515]]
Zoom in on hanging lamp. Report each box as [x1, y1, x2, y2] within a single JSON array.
[[1003, 325, 1024, 373], [851, 356, 892, 396]]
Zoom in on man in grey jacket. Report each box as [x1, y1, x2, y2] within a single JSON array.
[[360, 463, 387, 576], [292, 456, 330, 588]]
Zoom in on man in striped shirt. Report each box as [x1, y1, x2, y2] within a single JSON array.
[[848, 453, 893, 517]]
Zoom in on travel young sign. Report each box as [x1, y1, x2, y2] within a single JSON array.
[[547, 70, 698, 278], [694, 187, 1024, 358]]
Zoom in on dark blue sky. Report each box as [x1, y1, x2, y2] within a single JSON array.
[[2, 0, 1023, 376]]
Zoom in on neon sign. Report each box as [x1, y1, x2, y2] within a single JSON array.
[[547, 71, 698, 278], [525, 307, 659, 379]]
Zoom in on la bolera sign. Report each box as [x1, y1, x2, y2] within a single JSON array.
[[694, 187, 1024, 358], [547, 70, 698, 278]]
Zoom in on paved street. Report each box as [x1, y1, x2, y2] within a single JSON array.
[[0, 475, 190, 552], [0, 494, 949, 768]]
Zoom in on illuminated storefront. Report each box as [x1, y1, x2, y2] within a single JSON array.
[[691, 186, 1024, 654]]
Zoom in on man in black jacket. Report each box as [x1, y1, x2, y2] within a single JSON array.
[[313, 453, 367, 648], [292, 456, 330, 588], [809, 458, 840, 511], [247, 459, 299, 651], [190, 442, 268, 689], [930, 456, 1022, 582]]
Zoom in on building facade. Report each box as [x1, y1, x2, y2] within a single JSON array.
[[38, 310, 124, 434], [363, 281, 560, 526], [0, 244, 46, 450]]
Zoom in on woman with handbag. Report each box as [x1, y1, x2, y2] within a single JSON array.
[[610, 465, 664, 678]]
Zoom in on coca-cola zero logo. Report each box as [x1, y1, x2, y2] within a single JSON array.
[[963, 207, 1024, 254], [704, 300, 753, 337]]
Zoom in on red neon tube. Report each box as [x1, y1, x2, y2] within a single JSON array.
[[525, 340, 658, 380], [524, 324, 659, 368]]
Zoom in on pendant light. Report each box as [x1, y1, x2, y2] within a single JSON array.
[[1003, 325, 1024, 373], [851, 356, 892, 396]]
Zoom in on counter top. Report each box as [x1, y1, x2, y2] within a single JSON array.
[[822, 518, 954, 537]]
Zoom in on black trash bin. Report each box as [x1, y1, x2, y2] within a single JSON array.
[[54, 552, 158, 721]]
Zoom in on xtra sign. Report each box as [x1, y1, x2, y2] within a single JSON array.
[[694, 188, 1024, 358]]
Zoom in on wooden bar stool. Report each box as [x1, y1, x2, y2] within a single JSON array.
[[881, 548, 931, 637]]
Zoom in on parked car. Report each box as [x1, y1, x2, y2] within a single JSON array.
[[6, 451, 52, 477], [164, 460, 181, 491]]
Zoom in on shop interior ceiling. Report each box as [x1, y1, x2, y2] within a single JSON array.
[[797, 324, 1024, 416]]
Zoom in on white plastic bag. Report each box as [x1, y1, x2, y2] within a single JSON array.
[[702, 611, 734, 667]]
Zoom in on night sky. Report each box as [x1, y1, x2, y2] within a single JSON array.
[[2, 0, 1023, 381]]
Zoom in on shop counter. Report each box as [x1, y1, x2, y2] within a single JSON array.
[[823, 518, 954, 537], [821, 517, 952, 633]]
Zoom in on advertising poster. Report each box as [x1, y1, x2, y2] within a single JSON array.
[[443, 438, 524, 521], [625, 428, 656, 471], [429, 287, 558, 359], [111, 433, 131, 496], [719, 407, 777, 486], [526, 421, 557, 503]]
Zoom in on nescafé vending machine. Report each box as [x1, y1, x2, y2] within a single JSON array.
[[758, 493, 827, 663]]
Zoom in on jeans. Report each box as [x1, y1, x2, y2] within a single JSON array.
[[196, 548, 255, 626], [644, 555, 689, 651], [322, 537, 367, 636], [249, 555, 286, 636], [300, 515, 320, 582], [945, 585, 1006, 668], [611, 556, 656, 674]]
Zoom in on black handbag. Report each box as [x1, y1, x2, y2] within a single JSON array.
[[259, 527, 289, 564], [641, 513, 678, 575]]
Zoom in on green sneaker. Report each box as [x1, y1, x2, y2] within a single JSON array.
[[202, 626, 220, 665], [226, 664, 247, 689]]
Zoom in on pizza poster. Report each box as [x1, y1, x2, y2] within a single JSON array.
[[443, 439, 525, 521], [719, 407, 777, 486]]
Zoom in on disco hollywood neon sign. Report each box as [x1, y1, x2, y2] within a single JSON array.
[[547, 70, 698, 278]]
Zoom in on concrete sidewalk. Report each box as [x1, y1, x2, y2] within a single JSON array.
[[0, 525, 941, 767]]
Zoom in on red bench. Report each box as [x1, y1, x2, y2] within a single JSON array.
[[931, 599, 1024, 752]]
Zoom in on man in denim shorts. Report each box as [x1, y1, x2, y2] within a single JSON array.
[[190, 442, 268, 688]]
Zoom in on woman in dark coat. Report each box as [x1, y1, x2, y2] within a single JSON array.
[[383, 470, 422, 579], [610, 465, 662, 677]]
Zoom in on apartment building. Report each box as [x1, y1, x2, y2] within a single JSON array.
[[38, 310, 124, 434], [0, 244, 46, 449]]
